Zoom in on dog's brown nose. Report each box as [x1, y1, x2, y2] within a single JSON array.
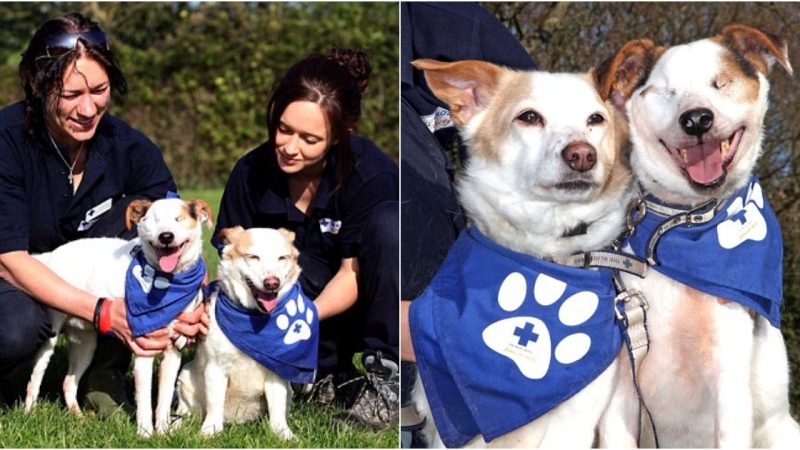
[[679, 108, 714, 136], [264, 276, 280, 291], [561, 142, 596, 172], [158, 232, 174, 245]]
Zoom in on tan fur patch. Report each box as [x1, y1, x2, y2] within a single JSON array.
[[679, 286, 719, 369], [717, 47, 761, 103], [125, 199, 152, 230], [469, 70, 528, 162], [179, 204, 199, 230]]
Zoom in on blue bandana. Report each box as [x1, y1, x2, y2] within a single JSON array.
[[626, 177, 782, 327], [214, 283, 319, 384], [410, 227, 623, 447], [125, 250, 206, 337]]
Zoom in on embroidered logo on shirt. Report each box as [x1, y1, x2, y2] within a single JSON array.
[[483, 272, 599, 379], [420, 106, 454, 133], [319, 218, 342, 235], [717, 181, 767, 249], [77, 198, 112, 231]]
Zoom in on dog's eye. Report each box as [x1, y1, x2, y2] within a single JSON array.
[[245, 254, 260, 261], [515, 110, 544, 126], [587, 113, 605, 126], [278, 255, 289, 261], [175, 216, 184, 222], [712, 77, 730, 90]]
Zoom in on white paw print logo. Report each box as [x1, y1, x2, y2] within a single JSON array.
[[717, 181, 767, 249], [133, 264, 171, 293], [276, 296, 314, 345], [482, 272, 599, 380]]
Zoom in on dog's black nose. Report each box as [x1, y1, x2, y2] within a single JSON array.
[[264, 276, 280, 291], [158, 232, 174, 245], [561, 142, 596, 172], [679, 108, 714, 136]]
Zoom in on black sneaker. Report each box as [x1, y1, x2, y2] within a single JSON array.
[[336, 351, 399, 431]]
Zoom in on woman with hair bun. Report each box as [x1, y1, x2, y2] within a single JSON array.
[[213, 48, 398, 430]]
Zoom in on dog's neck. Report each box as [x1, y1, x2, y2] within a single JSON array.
[[460, 165, 634, 260]]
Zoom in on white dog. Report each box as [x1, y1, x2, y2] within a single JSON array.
[[408, 58, 643, 447], [176, 226, 318, 440], [24, 197, 212, 437], [598, 25, 800, 447]]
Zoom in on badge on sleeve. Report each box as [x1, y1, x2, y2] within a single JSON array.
[[77, 198, 112, 231], [319, 218, 342, 235]]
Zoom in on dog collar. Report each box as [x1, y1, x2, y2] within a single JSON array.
[[124, 250, 206, 337], [410, 226, 623, 447], [214, 283, 319, 384], [625, 176, 783, 327]]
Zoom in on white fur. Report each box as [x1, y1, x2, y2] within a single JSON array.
[[599, 33, 800, 448], [176, 227, 300, 440], [24, 198, 211, 437], [413, 61, 633, 447]]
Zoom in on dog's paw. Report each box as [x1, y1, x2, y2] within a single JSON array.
[[717, 180, 768, 249], [200, 420, 223, 437], [482, 272, 599, 379], [272, 424, 296, 441], [275, 295, 314, 345]]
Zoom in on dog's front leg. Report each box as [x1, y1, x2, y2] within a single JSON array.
[[200, 362, 228, 436], [155, 346, 183, 435], [134, 356, 156, 437], [264, 370, 295, 440], [715, 305, 755, 447]]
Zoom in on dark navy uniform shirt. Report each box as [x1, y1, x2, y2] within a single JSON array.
[[0, 102, 177, 254], [213, 135, 398, 299]]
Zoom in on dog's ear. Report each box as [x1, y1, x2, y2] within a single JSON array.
[[219, 226, 245, 246], [411, 59, 505, 127], [125, 199, 152, 230], [594, 39, 662, 109], [188, 199, 214, 229], [277, 228, 296, 243], [718, 24, 792, 76]]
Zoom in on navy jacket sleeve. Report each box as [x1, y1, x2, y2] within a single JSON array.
[[0, 133, 31, 253]]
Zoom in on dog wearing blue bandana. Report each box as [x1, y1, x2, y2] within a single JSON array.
[[598, 26, 800, 448], [175, 226, 317, 440], [24, 197, 213, 438], [408, 57, 639, 447]]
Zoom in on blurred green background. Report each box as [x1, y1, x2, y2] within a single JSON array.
[[0, 2, 399, 190]]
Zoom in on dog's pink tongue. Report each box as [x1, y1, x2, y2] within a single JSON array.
[[158, 250, 180, 273], [257, 293, 279, 313], [685, 141, 723, 185]]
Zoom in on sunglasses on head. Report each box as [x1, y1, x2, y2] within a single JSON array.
[[35, 29, 109, 62]]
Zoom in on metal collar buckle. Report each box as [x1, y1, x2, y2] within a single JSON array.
[[614, 288, 648, 321]]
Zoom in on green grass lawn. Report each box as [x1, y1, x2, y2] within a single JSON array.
[[0, 188, 398, 448]]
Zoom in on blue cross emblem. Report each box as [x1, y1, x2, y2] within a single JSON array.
[[623, 258, 632, 270], [513, 322, 539, 346], [293, 323, 302, 333]]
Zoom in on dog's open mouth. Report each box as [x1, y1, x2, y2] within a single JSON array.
[[154, 241, 187, 273], [661, 127, 744, 187], [246, 278, 279, 313]]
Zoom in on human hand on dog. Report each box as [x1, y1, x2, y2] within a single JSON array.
[[107, 297, 172, 357], [173, 302, 210, 345]]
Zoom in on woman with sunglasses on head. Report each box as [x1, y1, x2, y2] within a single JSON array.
[[212, 48, 399, 430], [0, 13, 205, 411]]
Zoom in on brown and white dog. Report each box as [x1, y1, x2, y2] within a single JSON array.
[[409, 58, 636, 447], [24, 198, 212, 437], [598, 25, 800, 447], [176, 226, 306, 440]]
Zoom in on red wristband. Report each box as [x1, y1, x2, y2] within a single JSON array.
[[98, 298, 113, 336]]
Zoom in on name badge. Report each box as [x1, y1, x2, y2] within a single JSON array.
[[319, 218, 342, 235], [420, 106, 455, 133], [77, 198, 112, 231]]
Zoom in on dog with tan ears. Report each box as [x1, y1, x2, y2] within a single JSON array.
[[407, 53, 655, 447], [598, 25, 800, 447], [24, 197, 212, 437]]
